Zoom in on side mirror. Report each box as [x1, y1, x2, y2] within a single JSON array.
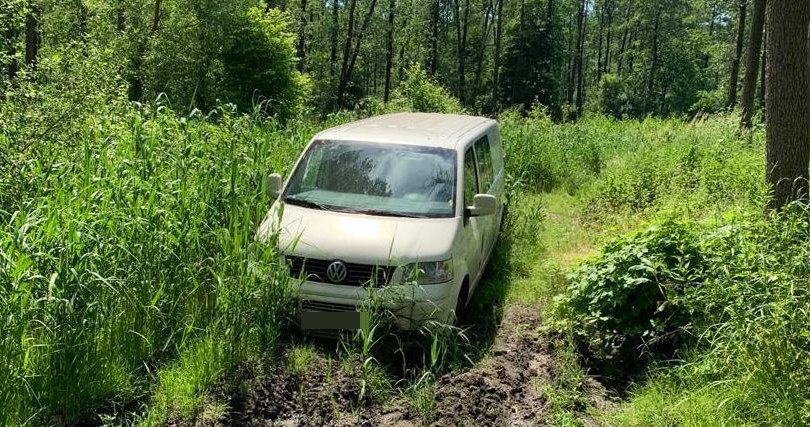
[[466, 194, 497, 217], [267, 173, 283, 198]]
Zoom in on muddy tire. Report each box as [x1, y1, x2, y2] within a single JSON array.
[[453, 281, 469, 326]]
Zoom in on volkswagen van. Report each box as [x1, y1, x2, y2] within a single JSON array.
[[256, 113, 505, 329]]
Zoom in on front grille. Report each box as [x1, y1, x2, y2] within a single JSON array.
[[302, 300, 357, 312], [287, 256, 395, 287]]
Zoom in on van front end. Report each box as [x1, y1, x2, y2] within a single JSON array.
[[286, 254, 463, 331]]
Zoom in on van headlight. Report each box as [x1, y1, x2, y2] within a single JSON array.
[[402, 259, 453, 285]]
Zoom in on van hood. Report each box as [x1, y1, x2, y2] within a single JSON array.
[[257, 203, 458, 264]]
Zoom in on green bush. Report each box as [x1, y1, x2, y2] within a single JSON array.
[[222, 7, 311, 119], [144, 4, 308, 119], [551, 220, 705, 370], [611, 206, 810, 426], [394, 65, 462, 113]]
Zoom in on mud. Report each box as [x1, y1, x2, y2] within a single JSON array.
[[186, 304, 610, 426]]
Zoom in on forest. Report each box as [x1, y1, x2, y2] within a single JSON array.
[[1, 0, 809, 426]]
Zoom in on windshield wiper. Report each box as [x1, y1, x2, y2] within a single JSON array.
[[340, 208, 429, 218], [283, 196, 329, 211]]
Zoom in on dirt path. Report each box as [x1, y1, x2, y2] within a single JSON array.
[[377, 305, 555, 426], [196, 303, 609, 427]]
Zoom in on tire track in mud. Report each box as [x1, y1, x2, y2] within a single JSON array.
[[181, 304, 609, 426]]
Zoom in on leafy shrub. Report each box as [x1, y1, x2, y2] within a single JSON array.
[[610, 206, 810, 426], [595, 74, 634, 119], [394, 65, 462, 113], [222, 7, 311, 119], [551, 220, 705, 370], [144, 5, 308, 119]]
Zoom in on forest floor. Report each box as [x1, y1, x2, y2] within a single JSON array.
[[168, 193, 622, 426]]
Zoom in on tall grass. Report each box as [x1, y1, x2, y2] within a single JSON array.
[[0, 101, 333, 424]]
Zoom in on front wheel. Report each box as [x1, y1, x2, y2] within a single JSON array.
[[452, 282, 469, 326]]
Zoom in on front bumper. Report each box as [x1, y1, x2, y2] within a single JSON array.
[[296, 278, 456, 330]]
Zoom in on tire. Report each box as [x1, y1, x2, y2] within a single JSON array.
[[453, 281, 469, 326]]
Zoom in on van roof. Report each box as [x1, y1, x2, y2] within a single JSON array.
[[314, 112, 496, 149]]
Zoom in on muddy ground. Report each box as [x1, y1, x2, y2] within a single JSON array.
[[176, 305, 612, 426]]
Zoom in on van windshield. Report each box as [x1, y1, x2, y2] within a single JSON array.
[[283, 140, 457, 218]]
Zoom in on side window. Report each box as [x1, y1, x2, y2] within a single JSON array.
[[473, 135, 494, 192], [463, 147, 478, 206]]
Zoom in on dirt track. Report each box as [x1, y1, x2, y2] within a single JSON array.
[[180, 305, 608, 426]]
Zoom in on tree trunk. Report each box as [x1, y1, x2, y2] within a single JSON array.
[[337, 0, 379, 108], [152, 0, 162, 32], [337, 0, 358, 108], [330, 0, 339, 77], [647, 7, 661, 112], [765, 0, 810, 209], [492, 0, 504, 112], [296, 0, 307, 71], [574, 0, 587, 117], [453, 0, 469, 102], [740, 0, 765, 129], [472, 0, 493, 105], [384, 0, 396, 102], [116, 1, 126, 32], [24, 4, 40, 70], [566, 7, 575, 104], [617, 0, 632, 76], [758, 22, 767, 107], [604, 0, 614, 74], [6, 25, 18, 80], [703, 6, 717, 69], [596, 0, 605, 83], [78, 1, 88, 40], [427, 0, 440, 76], [727, 1, 747, 108]]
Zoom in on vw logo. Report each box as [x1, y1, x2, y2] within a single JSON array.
[[326, 260, 348, 283]]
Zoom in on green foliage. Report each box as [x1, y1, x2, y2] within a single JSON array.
[[143, 4, 308, 119], [221, 7, 311, 119], [608, 206, 810, 426], [500, 0, 562, 119], [394, 65, 462, 113], [551, 221, 704, 368], [594, 74, 633, 119]]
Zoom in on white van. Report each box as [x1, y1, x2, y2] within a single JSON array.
[[257, 113, 505, 330]]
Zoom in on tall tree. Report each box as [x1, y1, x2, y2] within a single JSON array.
[[757, 22, 766, 107], [24, 3, 40, 69], [383, 0, 396, 102], [727, 0, 747, 108], [452, 0, 469, 102], [426, 0, 440, 76], [740, 0, 765, 129], [616, 0, 633, 76], [330, 0, 339, 77], [492, 0, 505, 111], [5, 23, 18, 80], [646, 5, 660, 110], [336, 0, 379, 108], [296, 0, 307, 71], [472, 0, 494, 104], [116, 1, 125, 32], [765, 0, 810, 209], [573, 0, 587, 117], [152, 0, 162, 32]]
